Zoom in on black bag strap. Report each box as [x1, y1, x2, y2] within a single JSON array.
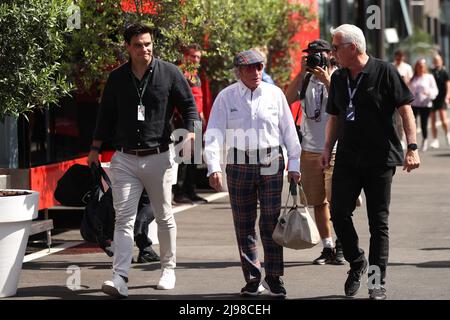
[[294, 72, 312, 125], [90, 163, 112, 193], [299, 72, 312, 101]]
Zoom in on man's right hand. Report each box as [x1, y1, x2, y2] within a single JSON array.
[[87, 150, 100, 168], [209, 172, 223, 192]]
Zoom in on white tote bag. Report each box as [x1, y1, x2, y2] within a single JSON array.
[[272, 181, 321, 250]]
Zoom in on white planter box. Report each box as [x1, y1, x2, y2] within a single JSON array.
[[0, 190, 39, 298]]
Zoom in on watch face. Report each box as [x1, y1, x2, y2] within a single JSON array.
[[408, 143, 418, 150]]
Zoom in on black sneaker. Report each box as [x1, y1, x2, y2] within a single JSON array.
[[344, 258, 368, 297], [313, 247, 335, 265], [369, 286, 387, 300], [333, 240, 346, 265], [173, 195, 194, 204], [240, 281, 265, 297], [187, 194, 208, 204], [262, 276, 286, 297], [136, 248, 160, 263]]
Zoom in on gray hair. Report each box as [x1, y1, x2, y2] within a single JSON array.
[[330, 24, 366, 53], [234, 67, 241, 79]]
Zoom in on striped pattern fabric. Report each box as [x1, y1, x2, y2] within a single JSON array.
[[226, 158, 285, 282]]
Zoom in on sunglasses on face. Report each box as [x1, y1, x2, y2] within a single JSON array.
[[241, 63, 264, 72]]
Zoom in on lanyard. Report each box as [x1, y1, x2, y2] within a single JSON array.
[[346, 73, 363, 121], [130, 68, 152, 106], [346, 73, 364, 105], [305, 81, 323, 122]]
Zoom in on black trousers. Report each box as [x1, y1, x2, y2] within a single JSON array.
[[330, 165, 395, 284], [173, 163, 197, 197], [134, 191, 154, 252]]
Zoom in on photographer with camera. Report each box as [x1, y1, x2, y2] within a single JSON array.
[[285, 39, 344, 265]]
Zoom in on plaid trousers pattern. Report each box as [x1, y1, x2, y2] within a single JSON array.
[[226, 159, 284, 283]]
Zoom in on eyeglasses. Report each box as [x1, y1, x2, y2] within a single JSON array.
[[332, 42, 352, 52], [241, 63, 264, 72]]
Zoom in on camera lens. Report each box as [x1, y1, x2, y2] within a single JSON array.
[[306, 53, 327, 69], [306, 54, 321, 68]]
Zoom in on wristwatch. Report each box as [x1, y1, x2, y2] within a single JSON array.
[[407, 143, 418, 151]]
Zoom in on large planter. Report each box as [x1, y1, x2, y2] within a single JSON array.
[[0, 190, 39, 298]]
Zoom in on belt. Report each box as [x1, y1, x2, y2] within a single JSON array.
[[232, 146, 282, 165], [118, 145, 169, 156]]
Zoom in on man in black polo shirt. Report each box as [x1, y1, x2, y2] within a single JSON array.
[[88, 23, 199, 297], [321, 24, 420, 300]]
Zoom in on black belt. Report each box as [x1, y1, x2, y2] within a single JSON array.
[[118, 145, 169, 156], [232, 146, 282, 165]]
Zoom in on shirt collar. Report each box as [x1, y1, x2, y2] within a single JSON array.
[[361, 55, 374, 74], [344, 55, 374, 78], [238, 80, 261, 97], [127, 57, 156, 73]]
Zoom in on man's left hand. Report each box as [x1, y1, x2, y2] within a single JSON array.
[[288, 171, 301, 184], [181, 132, 196, 157], [311, 66, 331, 88], [403, 150, 420, 172]]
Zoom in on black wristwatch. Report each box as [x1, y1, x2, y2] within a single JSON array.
[[407, 143, 418, 151]]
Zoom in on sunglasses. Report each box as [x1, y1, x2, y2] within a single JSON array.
[[241, 63, 264, 71]]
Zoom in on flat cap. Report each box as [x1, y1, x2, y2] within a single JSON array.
[[233, 50, 265, 66]]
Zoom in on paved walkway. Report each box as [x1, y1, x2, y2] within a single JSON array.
[[5, 137, 450, 303]]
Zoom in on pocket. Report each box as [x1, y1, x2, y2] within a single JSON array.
[[228, 117, 243, 128]]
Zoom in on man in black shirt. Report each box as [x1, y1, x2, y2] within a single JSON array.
[[88, 23, 199, 297], [321, 24, 420, 300]]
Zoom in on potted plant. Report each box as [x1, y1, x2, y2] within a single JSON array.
[[0, 0, 72, 297]]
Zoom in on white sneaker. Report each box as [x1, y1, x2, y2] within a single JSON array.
[[102, 274, 128, 298], [421, 139, 428, 152], [157, 268, 176, 290], [446, 134, 450, 146], [430, 139, 440, 149]]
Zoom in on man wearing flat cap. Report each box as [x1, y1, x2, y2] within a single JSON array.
[[285, 39, 346, 267], [204, 49, 301, 297]]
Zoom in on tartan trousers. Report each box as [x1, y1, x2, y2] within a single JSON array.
[[226, 158, 284, 283]]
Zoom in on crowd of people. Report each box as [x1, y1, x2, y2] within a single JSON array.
[[84, 21, 450, 300]]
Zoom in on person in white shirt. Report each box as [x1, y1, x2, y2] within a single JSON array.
[[393, 50, 413, 84], [393, 50, 414, 149], [204, 49, 301, 298], [285, 39, 346, 266], [408, 58, 439, 151]]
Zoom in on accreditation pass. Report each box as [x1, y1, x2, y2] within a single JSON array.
[[138, 104, 145, 121]]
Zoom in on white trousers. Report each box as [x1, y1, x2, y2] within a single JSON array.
[[109, 150, 175, 278]]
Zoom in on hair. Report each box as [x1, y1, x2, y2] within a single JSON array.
[[330, 24, 366, 53], [123, 23, 153, 44], [185, 43, 202, 53], [394, 49, 405, 58], [433, 54, 443, 66], [234, 67, 241, 80], [412, 58, 428, 80]]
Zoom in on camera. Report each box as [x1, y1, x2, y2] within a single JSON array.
[[306, 52, 328, 69]]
